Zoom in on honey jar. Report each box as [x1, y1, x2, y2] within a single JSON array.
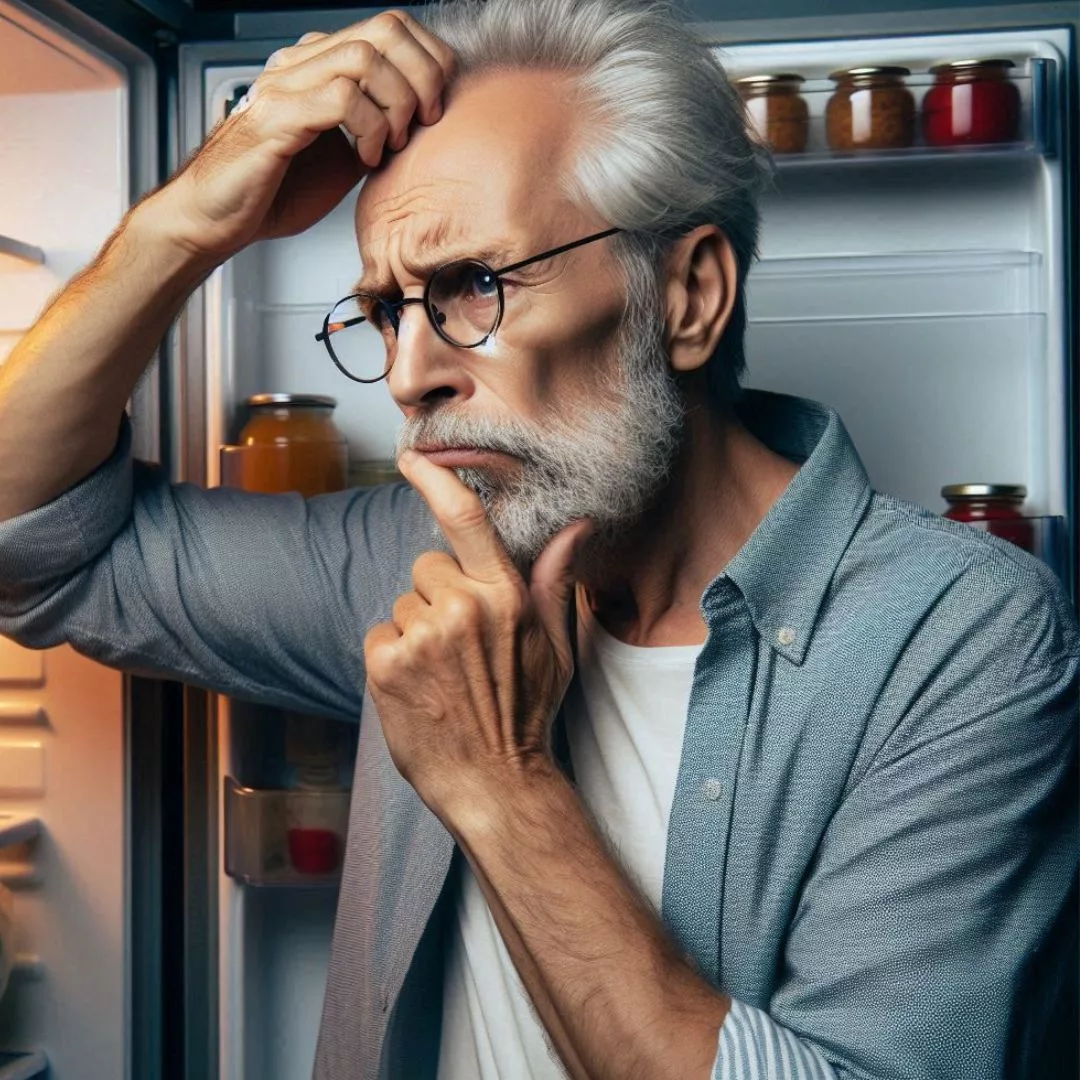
[[826, 66, 915, 151], [735, 73, 810, 154], [222, 394, 349, 497]]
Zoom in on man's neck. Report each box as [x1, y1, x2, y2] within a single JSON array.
[[580, 389, 800, 648]]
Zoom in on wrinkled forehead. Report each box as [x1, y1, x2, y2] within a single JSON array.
[[356, 69, 586, 275]]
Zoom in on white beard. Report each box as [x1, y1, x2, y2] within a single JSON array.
[[395, 318, 684, 567]]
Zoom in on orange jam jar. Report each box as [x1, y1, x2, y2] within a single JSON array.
[[227, 394, 349, 496]]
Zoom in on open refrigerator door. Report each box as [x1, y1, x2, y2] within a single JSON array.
[[0, 5, 134, 1077]]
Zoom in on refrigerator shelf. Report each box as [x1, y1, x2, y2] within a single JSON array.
[[739, 58, 1058, 165], [748, 249, 1041, 321], [224, 777, 348, 888], [0, 814, 40, 852], [0, 1052, 48, 1080], [0, 237, 45, 271], [770, 142, 1041, 170]]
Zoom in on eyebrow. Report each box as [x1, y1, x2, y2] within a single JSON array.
[[352, 241, 520, 298]]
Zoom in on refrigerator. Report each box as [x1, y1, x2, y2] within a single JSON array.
[[0, 1, 1075, 1078]]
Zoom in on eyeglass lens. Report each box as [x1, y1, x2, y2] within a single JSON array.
[[323, 261, 504, 381]]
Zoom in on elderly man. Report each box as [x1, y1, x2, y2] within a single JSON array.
[[0, 1, 1075, 1077]]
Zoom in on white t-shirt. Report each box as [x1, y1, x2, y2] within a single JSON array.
[[437, 604, 703, 1079]]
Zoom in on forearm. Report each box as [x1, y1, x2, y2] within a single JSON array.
[[447, 764, 731, 1080], [0, 191, 216, 521]]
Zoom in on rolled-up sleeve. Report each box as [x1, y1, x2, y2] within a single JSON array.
[[0, 417, 432, 721], [745, 563, 1077, 1080]]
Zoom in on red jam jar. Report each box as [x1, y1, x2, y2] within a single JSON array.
[[942, 483, 1034, 552], [923, 59, 1021, 147]]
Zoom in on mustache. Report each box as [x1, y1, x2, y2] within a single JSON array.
[[396, 409, 555, 463]]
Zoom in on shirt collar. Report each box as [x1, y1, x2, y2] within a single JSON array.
[[700, 390, 872, 666]]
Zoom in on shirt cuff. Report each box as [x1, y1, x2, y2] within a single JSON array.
[[0, 416, 134, 587], [713, 999, 838, 1080]]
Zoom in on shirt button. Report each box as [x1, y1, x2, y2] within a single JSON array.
[[777, 627, 796, 646], [703, 778, 723, 801]]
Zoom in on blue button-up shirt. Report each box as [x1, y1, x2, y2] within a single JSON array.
[[0, 390, 1075, 1079]]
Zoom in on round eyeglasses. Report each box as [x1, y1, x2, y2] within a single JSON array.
[[314, 227, 621, 384]]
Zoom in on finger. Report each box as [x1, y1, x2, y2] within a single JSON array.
[[412, 550, 465, 602], [266, 39, 420, 150], [363, 13, 450, 126], [262, 12, 453, 125], [391, 590, 428, 632], [265, 31, 329, 70], [363, 620, 404, 680], [397, 450, 515, 586], [529, 519, 595, 651]]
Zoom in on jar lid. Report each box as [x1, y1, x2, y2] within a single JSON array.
[[929, 58, 1016, 74], [735, 73, 806, 86], [829, 65, 911, 80], [941, 483, 1027, 499], [245, 393, 338, 409]]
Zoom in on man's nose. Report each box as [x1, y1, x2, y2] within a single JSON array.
[[386, 303, 473, 409]]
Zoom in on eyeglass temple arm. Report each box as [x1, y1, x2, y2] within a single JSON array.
[[314, 297, 426, 343], [493, 227, 622, 276]]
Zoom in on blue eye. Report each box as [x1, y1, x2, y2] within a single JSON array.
[[471, 267, 498, 297]]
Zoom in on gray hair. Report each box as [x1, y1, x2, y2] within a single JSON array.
[[425, 0, 769, 411]]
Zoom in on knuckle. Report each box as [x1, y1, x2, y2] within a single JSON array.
[[297, 31, 326, 44], [264, 47, 289, 69], [378, 9, 411, 33], [412, 550, 448, 585], [327, 76, 359, 112], [439, 590, 481, 629], [343, 37, 378, 68]]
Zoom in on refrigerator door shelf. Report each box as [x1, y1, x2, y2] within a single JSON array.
[[0, 1052, 48, 1080], [0, 814, 40, 852], [748, 249, 1042, 322], [224, 777, 348, 888]]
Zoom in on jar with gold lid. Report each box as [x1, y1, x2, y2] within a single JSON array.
[[923, 59, 1021, 147], [222, 393, 349, 496], [735, 73, 810, 154], [826, 66, 915, 151], [941, 483, 1034, 552]]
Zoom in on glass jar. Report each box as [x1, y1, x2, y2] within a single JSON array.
[[942, 483, 1034, 553], [923, 59, 1021, 147], [826, 66, 915, 151], [225, 394, 349, 497], [735, 74, 810, 154]]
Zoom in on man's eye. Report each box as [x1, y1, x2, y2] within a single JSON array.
[[469, 268, 498, 298]]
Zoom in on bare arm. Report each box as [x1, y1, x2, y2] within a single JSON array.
[[0, 205, 213, 521], [0, 9, 454, 524]]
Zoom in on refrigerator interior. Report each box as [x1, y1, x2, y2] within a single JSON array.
[[196, 24, 1072, 1080], [0, 4, 131, 1079]]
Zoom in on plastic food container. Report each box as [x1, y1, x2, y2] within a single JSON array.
[[923, 59, 1021, 147], [826, 66, 915, 151], [221, 393, 348, 496], [735, 73, 810, 154], [941, 483, 1034, 552]]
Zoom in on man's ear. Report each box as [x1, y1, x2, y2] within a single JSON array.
[[664, 225, 738, 374]]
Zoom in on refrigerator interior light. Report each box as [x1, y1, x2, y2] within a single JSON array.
[[0, 237, 45, 272]]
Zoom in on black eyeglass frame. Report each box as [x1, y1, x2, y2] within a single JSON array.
[[315, 226, 622, 384]]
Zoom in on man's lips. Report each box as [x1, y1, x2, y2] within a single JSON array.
[[412, 446, 518, 469]]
